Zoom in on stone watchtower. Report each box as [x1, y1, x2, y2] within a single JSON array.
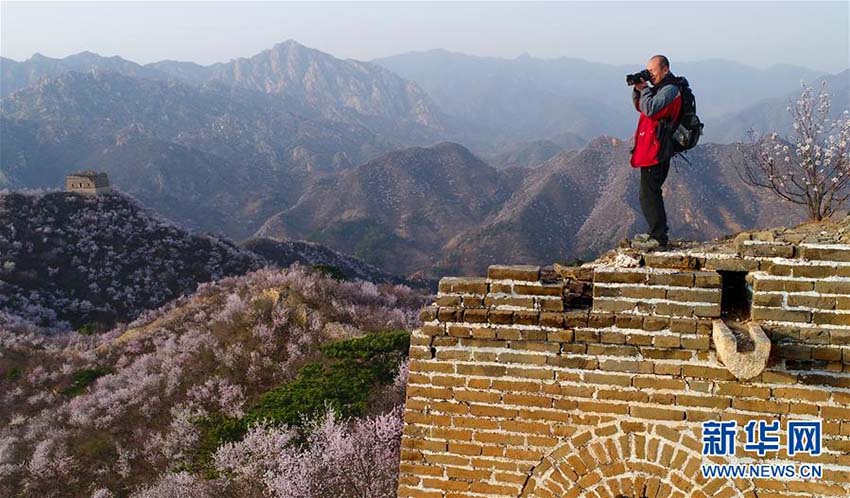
[[397, 224, 850, 498], [65, 171, 111, 194]]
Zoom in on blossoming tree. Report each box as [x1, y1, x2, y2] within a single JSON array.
[[736, 81, 850, 221]]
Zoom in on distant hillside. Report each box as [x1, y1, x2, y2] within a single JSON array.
[[241, 237, 434, 289], [0, 190, 262, 329], [706, 69, 850, 143], [487, 139, 568, 169], [189, 40, 452, 143], [0, 51, 169, 96], [255, 142, 516, 275]]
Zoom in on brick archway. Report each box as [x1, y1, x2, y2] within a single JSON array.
[[518, 421, 754, 498]]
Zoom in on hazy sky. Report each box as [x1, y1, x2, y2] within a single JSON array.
[[2, 1, 848, 73]]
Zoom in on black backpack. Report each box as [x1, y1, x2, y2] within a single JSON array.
[[670, 77, 704, 153]]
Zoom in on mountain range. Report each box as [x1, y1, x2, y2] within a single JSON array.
[[1, 40, 844, 279]]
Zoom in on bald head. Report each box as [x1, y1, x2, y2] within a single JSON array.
[[646, 55, 670, 85]]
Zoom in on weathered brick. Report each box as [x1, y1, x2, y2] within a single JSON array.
[[420, 306, 439, 322], [487, 264, 540, 281], [788, 294, 835, 310], [654, 301, 695, 317], [739, 242, 794, 258], [506, 366, 554, 380], [681, 336, 710, 350], [512, 310, 539, 326], [641, 348, 692, 360], [789, 264, 843, 279], [577, 400, 630, 415], [621, 286, 667, 299], [653, 334, 681, 348], [484, 295, 535, 308], [599, 359, 652, 373], [753, 293, 783, 307], [647, 272, 694, 287], [754, 278, 814, 293], [716, 383, 771, 398], [438, 307, 463, 322], [462, 308, 488, 323], [588, 312, 615, 328], [772, 387, 830, 402], [666, 287, 721, 303], [669, 318, 697, 333], [586, 344, 639, 357], [447, 325, 472, 338], [519, 329, 548, 341], [800, 245, 850, 262], [776, 343, 813, 360], [583, 372, 632, 386], [642, 316, 669, 331], [630, 406, 685, 421], [593, 285, 621, 298], [456, 364, 507, 377], [813, 311, 850, 326], [490, 283, 512, 293], [676, 394, 731, 409], [633, 376, 686, 390], [547, 330, 573, 342], [421, 323, 445, 336], [487, 309, 514, 324], [693, 271, 723, 288], [564, 309, 589, 327], [614, 314, 643, 329], [514, 283, 564, 296], [751, 306, 811, 323], [682, 364, 736, 381], [538, 311, 564, 328], [644, 253, 701, 270], [732, 398, 790, 414], [538, 297, 564, 311], [439, 277, 488, 294], [594, 270, 647, 284], [436, 295, 462, 306], [830, 330, 850, 345], [462, 295, 485, 308], [479, 328, 512, 342], [503, 393, 552, 408], [693, 303, 722, 318], [593, 298, 635, 313], [702, 257, 759, 272]]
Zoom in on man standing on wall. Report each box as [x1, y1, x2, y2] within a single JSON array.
[[629, 55, 682, 251]]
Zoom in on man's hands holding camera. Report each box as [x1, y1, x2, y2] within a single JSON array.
[[634, 81, 648, 91]]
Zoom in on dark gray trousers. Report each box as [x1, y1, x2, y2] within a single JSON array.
[[639, 159, 670, 245]]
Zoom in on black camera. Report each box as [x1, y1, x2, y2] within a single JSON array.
[[626, 69, 652, 86]]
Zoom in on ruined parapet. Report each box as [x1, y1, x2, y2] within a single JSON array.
[[65, 170, 111, 194], [397, 229, 850, 498]]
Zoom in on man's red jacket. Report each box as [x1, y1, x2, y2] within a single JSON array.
[[630, 74, 682, 167]]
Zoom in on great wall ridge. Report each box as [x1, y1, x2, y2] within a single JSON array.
[[397, 219, 850, 498]]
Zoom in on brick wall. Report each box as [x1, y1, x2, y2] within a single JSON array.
[[397, 241, 850, 498]]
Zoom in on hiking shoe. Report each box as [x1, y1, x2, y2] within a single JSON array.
[[630, 236, 660, 251]]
